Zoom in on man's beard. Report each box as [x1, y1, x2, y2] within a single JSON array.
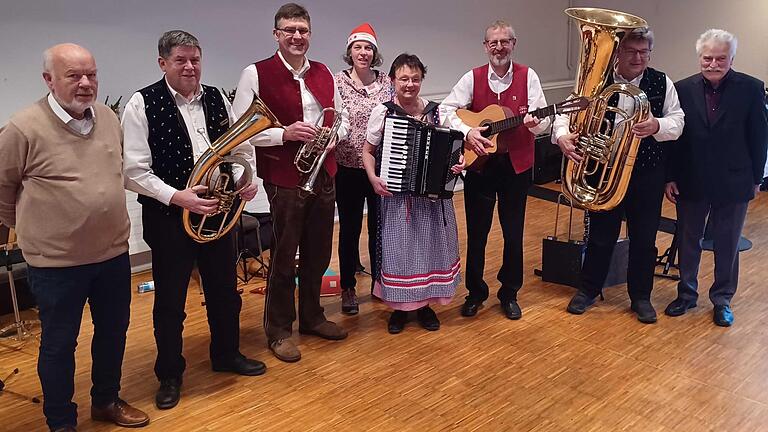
[[490, 54, 511, 68]]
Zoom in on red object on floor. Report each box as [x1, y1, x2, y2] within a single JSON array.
[[320, 269, 341, 297]]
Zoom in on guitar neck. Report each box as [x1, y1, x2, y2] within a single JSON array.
[[486, 104, 556, 136]]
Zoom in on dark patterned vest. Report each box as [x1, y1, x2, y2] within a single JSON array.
[[469, 63, 535, 174], [253, 54, 336, 188], [606, 67, 666, 173], [136, 78, 229, 213]]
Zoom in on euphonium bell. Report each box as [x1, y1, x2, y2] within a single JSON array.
[[294, 107, 343, 194], [561, 8, 651, 212], [182, 94, 281, 243]]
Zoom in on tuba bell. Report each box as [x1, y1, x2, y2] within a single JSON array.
[[294, 107, 343, 194], [182, 94, 281, 243], [561, 8, 651, 212]]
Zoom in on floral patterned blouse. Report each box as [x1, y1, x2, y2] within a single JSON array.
[[334, 69, 393, 169]]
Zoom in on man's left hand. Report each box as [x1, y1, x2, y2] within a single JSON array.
[[240, 182, 259, 201], [523, 114, 541, 129], [632, 116, 660, 139]]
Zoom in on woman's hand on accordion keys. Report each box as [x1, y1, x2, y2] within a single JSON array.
[[370, 176, 393, 197]]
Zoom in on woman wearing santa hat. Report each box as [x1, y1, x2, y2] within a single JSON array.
[[334, 23, 393, 315]]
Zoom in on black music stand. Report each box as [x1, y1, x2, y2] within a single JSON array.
[[235, 213, 269, 283], [0, 225, 41, 406], [0, 226, 38, 340]]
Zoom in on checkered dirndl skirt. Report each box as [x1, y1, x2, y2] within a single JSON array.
[[375, 194, 461, 306]]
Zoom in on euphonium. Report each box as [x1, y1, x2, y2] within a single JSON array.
[[295, 107, 343, 194], [182, 94, 281, 243], [561, 8, 651, 211]]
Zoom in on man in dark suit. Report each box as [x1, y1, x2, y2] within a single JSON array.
[[665, 29, 768, 327]]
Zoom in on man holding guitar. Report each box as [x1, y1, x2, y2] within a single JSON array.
[[440, 20, 551, 320]]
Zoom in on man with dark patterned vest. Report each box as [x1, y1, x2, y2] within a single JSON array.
[[232, 3, 349, 363], [554, 28, 685, 323], [123, 30, 266, 411], [441, 20, 550, 321]]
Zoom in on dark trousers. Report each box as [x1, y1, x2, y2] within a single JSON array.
[[27, 252, 131, 430], [263, 170, 335, 341], [335, 165, 378, 289], [142, 205, 241, 381], [675, 199, 749, 306], [580, 167, 666, 301], [464, 155, 531, 303]]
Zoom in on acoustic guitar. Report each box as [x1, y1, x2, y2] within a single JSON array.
[[456, 97, 590, 168]]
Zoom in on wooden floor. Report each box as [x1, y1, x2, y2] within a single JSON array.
[[2, 185, 768, 432]]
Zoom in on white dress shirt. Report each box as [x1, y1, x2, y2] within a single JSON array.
[[48, 93, 95, 135], [122, 78, 256, 206], [439, 62, 551, 136], [231, 50, 350, 148], [552, 70, 685, 142]]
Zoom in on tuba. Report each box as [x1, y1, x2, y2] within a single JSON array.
[[294, 107, 343, 194], [182, 94, 281, 243], [561, 8, 651, 211]]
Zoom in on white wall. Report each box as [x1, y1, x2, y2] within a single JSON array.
[[2, 0, 766, 259], [0, 0, 574, 124], [572, 0, 768, 83]]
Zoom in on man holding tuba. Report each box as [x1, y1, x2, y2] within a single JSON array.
[[232, 3, 350, 363], [554, 28, 685, 323], [123, 30, 266, 411]]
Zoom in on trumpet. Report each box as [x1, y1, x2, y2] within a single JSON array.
[[294, 107, 343, 194]]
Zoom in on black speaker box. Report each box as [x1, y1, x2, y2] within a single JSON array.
[[540, 236, 629, 288]]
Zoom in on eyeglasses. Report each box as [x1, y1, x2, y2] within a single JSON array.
[[485, 38, 515, 49], [275, 27, 311, 37], [620, 48, 651, 58], [396, 77, 422, 85]]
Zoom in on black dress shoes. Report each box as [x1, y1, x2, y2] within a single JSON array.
[[388, 310, 408, 334], [664, 298, 697, 317], [212, 354, 267, 376], [713, 305, 734, 327], [630, 300, 657, 324], [155, 377, 182, 410], [501, 301, 522, 320], [417, 306, 440, 331], [460, 299, 482, 317], [566, 290, 596, 315]]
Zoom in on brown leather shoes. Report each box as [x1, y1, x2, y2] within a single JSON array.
[[91, 399, 149, 428], [298, 320, 348, 340], [269, 339, 301, 363]]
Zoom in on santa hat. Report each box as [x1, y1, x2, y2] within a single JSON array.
[[347, 23, 378, 50]]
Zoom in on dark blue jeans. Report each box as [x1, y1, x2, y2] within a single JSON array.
[[27, 252, 131, 430]]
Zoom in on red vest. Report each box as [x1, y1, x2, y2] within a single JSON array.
[[254, 53, 337, 188], [469, 63, 534, 174]]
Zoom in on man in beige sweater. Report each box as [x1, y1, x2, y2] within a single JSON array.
[[0, 44, 148, 432]]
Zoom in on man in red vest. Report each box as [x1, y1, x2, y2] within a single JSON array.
[[441, 20, 549, 320], [232, 3, 349, 363]]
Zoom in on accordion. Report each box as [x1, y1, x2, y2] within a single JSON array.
[[378, 115, 465, 199]]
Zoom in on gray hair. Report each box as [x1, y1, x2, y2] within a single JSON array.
[[696, 29, 738, 58], [42, 48, 54, 73], [621, 27, 655, 51], [485, 20, 516, 41], [158, 30, 201, 58]]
